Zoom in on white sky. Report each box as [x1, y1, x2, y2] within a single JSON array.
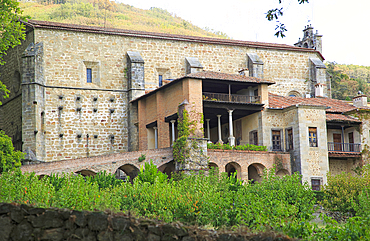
[[116, 0, 370, 66]]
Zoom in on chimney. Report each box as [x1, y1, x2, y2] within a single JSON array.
[[238, 68, 249, 76], [353, 92, 368, 107], [315, 83, 325, 97]]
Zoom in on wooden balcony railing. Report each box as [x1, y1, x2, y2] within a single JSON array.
[[327, 142, 361, 152], [202, 92, 260, 104]]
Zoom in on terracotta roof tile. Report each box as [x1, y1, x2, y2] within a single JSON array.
[[186, 71, 275, 84], [22, 20, 324, 58], [269, 94, 356, 113], [326, 113, 361, 123]]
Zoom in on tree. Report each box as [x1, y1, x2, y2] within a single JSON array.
[[0, 0, 27, 104], [0, 130, 24, 173], [266, 0, 309, 38]]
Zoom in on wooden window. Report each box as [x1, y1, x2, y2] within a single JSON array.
[[309, 127, 318, 147], [311, 178, 322, 191], [249, 130, 258, 146], [272, 130, 282, 151], [86, 68, 92, 83], [159, 75, 163, 87], [286, 128, 293, 151]]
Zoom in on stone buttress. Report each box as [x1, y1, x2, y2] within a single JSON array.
[[21, 42, 46, 162]]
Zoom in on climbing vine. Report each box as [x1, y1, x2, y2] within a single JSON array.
[[173, 109, 196, 163]]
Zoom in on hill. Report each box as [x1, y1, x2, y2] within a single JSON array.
[[327, 62, 370, 100], [19, 0, 230, 38]]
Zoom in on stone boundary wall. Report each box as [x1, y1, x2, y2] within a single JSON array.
[[20, 148, 173, 176], [0, 203, 294, 241]]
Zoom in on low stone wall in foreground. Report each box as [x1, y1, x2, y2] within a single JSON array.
[[0, 203, 297, 241]]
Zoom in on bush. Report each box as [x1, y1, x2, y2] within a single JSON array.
[[207, 142, 267, 151], [0, 130, 24, 173], [320, 168, 370, 216], [136, 160, 168, 185]]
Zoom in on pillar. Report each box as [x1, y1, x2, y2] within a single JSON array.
[[153, 127, 158, 149], [228, 110, 235, 146], [170, 120, 176, 146], [217, 115, 223, 144], [206, 119, 210, 141]]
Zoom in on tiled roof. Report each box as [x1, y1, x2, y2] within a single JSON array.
[[22, 20, 323, 58], [186, 71, 275, 84], [326, 113, 361, 123], [268, 93, 357, 113]]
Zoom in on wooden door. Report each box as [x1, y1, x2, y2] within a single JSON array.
[[333, 134, 342, 151], [348, 132, 354, 151]]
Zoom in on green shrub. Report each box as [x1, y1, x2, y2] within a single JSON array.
[[320, 169, 369, 216], [313, 190, 325, 203], [207, 142, 267, 151], [136, 160, 168, 185]]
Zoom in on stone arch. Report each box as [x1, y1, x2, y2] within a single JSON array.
[[225, 162, 241, 179], [248, 163, 266, 183], [75, 169, 96, 177], [287, 90, 301, 97], [115, 164, 140, 181], [276, 169, 289, 177], [158, 160, 176, 179], [208, 162, 219, 171], [38, 174, 49, 180]]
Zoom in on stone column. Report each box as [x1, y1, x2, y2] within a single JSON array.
[[206, 119, 210, 141], [217, 115, 223, 144], [170, 120, 176, 146], [153, 127, 158, 149], [228, 110, 235, 146]]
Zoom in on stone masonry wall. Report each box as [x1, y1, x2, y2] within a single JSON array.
[[2, 25, 326, 163], [0, 203, 293, 241], [43, 88, 127, 161], [0, 29, 34, 150]]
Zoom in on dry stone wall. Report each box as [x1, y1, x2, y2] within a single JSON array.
[[0, 203, 294, 241]]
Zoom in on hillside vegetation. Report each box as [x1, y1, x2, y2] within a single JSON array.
[[19, 0, 230, 38], [327, 62, 370, 100]]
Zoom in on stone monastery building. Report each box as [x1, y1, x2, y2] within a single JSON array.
[[1, 20, 369, 188]]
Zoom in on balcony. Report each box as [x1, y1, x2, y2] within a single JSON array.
[[327, 142, 361, 152], [202, 92, 260, 104]]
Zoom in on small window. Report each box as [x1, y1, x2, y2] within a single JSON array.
[[249, 130, 258, 146], [272, 130, 282, 151], [311, 178, 322, 191], [254, 88, 258, 96], [286, 128, 293, 151], [159, 75, 163, 87], [309, 127, 318, 147], [87, 68, 92, 83]]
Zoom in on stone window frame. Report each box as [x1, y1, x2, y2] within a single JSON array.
[[311, 177, 323, 191], [271, 129, 283, 151], [83, 61, 100, 86], [285, 128, 293, 151], [309, 127, 318, 147]]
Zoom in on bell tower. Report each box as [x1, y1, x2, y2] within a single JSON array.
[[294, 24, 323, 53]]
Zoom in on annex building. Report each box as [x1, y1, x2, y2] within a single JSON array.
[[1, 21, 368, 188]]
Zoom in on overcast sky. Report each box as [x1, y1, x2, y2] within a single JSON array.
[[117, 0, 370, 66]]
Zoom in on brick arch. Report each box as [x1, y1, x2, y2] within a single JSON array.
[[115, 164, 140, 181], [158, 160, 175, 179], [225, 162, 242, 179], [75, 169, 97, 177], [248, 163, 266, 183]]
